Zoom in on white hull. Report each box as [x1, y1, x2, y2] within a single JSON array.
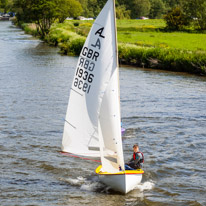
[[96, 165, 144, 194], [99, 173, 142, 194]]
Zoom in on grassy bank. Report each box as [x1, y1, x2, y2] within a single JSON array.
[[20, 19, 206, 75]]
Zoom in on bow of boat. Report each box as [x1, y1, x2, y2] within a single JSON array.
[[95, 165, 144, 194]]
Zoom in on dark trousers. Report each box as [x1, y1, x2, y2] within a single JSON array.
[[127, 162, 140, 169]]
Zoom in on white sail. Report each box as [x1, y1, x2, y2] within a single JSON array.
[[62, 0, 124, 171], [99, 68, 125, 172]]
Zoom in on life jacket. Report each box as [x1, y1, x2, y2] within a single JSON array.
[[133, 152, 144, 163]]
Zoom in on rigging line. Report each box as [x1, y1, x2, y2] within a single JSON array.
[[60, 151, 101, 163]]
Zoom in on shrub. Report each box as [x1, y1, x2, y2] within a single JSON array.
[[20, 23, 38, 36], [118, 43, 206, 75], [73, 22, 79, 27], [46, 28, 76, 46], [164, 7, 190, 31], [59, 36, 86, 55]]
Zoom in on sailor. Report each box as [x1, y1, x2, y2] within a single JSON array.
[[125, 144, 144, 170]]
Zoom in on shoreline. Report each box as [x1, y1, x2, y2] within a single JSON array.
[[16, 20, 206, 76]]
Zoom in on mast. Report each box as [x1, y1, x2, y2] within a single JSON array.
[[112, 0, 120, 105], [113, 0, 119, 68], [112, 0, 125, 171], [112, 0, 121, 133]]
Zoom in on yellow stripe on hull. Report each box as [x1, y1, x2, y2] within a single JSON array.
[[95, 165, 144, 175]]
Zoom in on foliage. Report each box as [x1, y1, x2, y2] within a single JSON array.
[[0, 0, 13, 13], [164, 7, 190, 30], [78, 0, 107, 17], [116, 5, 130, 19], [56, 0, 82, 23], [149, 0, 165, 19], [18, 18, 206, 75], [181, 0, 206, 30], [0, 0, 7, 11], [129, 0, 151, 19], [20, 23, 39, 36], [162, 0, 180, 11], [75, 22, 92, 36], [61, 37, 85, 55], [43, 21, 85, 55], [118, 44, 206, 75], [13, 0, 82, 38]]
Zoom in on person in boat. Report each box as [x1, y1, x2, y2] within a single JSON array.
[[125, 144, 144, 170]]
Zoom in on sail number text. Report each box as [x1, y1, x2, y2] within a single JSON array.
[[73, 27, 105, 95], [73, 57, 95, 94]]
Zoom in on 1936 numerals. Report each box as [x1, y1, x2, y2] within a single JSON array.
[[73, 66, 94, 94]]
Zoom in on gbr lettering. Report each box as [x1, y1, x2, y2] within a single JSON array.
[[73, 27, 105, 94]]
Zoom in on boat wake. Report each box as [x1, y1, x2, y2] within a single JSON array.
[[134, 181, 155, 192], [63, 176, 107, 192], [64, 176, 86, 186], [63, 176, 154, 194]]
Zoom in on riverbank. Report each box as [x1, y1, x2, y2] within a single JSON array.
[[19, 20, 206, 75]]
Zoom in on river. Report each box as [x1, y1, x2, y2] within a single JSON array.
[[0, 21, 206, 206]]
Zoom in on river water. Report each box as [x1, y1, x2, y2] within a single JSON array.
[[0, 21, 206, 206]]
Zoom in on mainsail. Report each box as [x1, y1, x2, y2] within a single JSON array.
[[62, 0, 125, 172]]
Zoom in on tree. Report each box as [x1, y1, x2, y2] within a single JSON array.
[[129, 0, 151, 19], [56, 0, 82, 22], [6, 0, 13, 13], [78, 0, 89, 16], [87, 0, 101, 17], [116, 5, 130, 19], [78, 0, 107, 17], [181, 0, 206, 30], [149, 0, 165, 19], [14, 0, 82, 38], [164, 7, 190, 30], [162, 0, 180, 10], [0, 0, 9, 13]]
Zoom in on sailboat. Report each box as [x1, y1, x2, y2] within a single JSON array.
[[62, 0, 144, 194]]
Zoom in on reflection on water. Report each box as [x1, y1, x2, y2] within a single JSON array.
[[0, 21, 206, 206]]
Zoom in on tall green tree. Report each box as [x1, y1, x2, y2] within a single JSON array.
[[116, 5, 130, 19], [149, 0, 165, 18], [56, 0, 82, 22], [87, 0, 101, 17], [0, 0, 10, 13], [130, 0, 151, 18], [181, 0, 206, 30], [162, 0, 180, 10], [78, 0, 89, 16], [78, 0, 107, 17], [14, 0, 82, 37]]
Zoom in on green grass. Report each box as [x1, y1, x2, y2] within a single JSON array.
[[118, 31, 206, 51], [62, 19, 206, 52], [115, 19, 206, 51], [117, 19, 166, 28]]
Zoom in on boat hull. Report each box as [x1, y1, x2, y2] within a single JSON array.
[[95, 165, 144, 194]]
